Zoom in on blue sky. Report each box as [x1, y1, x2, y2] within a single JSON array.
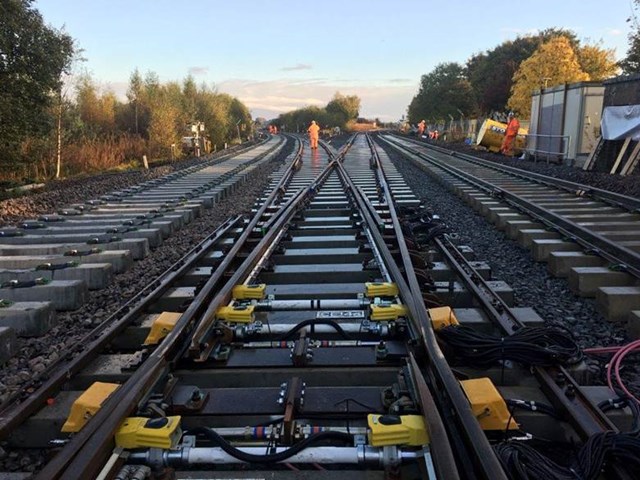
[[36, 0, 635, 121]]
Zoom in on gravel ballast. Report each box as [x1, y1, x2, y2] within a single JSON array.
[[415, 137, 640, 199], [380, 140, 634, 390], [0, 139, 293, 405]]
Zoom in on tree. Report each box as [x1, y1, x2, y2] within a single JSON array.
[[466, 38, 542, 114], [508, 36, 589, 117], [620, 0, 640, 74], [75, 75, 117, 136], [466, 28, 581, 115], [326, 92, 361, 127], [0, 0, 74, 172], [229, 97, 252, 141], [407, 62, 477, 123], [182, 75, 198, 124], [147, 87, 180, 157], [126, 68, 144, 134], [576, 43, 619, 80]]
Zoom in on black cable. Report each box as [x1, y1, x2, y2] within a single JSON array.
[[188, 427, 353, 464], [437, 325, 581, 367], [496, 432, 640, 480], [598, 392, 640, 434], [506, 399, 560, 418], [279, 319, 351, 341]]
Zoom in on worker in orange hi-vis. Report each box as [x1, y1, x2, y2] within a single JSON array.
[[500, 112, 520, 156], [417, 119, 426, 138], [308, 120, 320, 149]]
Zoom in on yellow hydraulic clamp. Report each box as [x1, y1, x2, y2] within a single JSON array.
[[115, 416, 182, 449], [428, 306, 460, 330], [61, 382, 120, 433], [365, 282, 399, 298], [370, 304, 408, 322], [367, 414, 429, 446], [460, 378, 518, 430], [143, 311, 182, 345], [232, 284, 267, 300], [216, 304, 255, 323]]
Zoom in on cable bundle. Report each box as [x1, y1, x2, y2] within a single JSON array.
[[495, 432, 640, 480], [585, 340, 640, 405], [437, 325, 581, 367]]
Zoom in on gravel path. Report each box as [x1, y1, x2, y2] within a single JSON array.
[[380, 141, 631, 389]]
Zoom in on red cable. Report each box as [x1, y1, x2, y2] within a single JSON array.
[[586, 341, 640, 404], [611, 340, 640, 404]]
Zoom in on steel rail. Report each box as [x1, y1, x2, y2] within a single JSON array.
[[35, 137, 307, 479], [0, 214, 243, 439], [436, 234, 619, 436], [333, 159, 464, 479], [56, 158, 335, 478], [0, 137, 292, 437], [394, 132, 640, 211], [379, 134, 640, 480], [188, 161, 336, 360], [364, 135, 506, 480], [434, 235, 637, 480], [379, 134, 640, 278]]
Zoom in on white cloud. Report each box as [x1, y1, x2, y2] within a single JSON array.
[[606, 28, 623, 36], [280, 63, 313, 71], [217, 78, 414, 121], [188, 66, 209, 76]]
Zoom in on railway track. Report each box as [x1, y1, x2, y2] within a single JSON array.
[[378, 134, 640, 326], [1, 133, 638, 479], [0, 137, 285, 354]]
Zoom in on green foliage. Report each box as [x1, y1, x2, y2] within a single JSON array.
[[277, 92, 361, 132], [407, 62, 477, 123], [0, 0, 254, 180], [620, 31, 640, 74], [0, 0, 74, 169], [326, 92, 360, 126], [466, 28, 580, 114], [466, 38, 541, 114], [620, 1, 640, 74], [408, 27, 621, 124]]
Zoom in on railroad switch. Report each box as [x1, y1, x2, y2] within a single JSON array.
[[460, 378, 518, 431], [365, 282, 399, 298], [216, 304, 255, 323], [367, 414, 428, 447], [61, 382, 120, 433], [115, 416, 182, 449], [232, 283, 266, 300], [427, 306, 460, 330], [370, 304, 408, 321], [143, 312, 182, 345]]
